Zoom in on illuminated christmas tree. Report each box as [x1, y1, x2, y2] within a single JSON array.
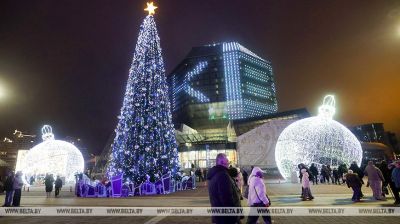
[[108, 3, 179, 184]]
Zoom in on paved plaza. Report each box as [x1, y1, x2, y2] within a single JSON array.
[[1, 180, 399, 224]]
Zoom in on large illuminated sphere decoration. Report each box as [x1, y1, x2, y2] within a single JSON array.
[[22, 125, 84, 183], [275, 95, 362, 180]]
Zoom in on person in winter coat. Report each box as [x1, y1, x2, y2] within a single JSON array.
[[247, 167, 271, 224], [207, 153, 241, 224], [301, 169, 314, 201], [12, 171, 24, 207], [55, 176, 63, 197], [364, 161, 385, 200], [378, 161, 391, 198], [350, 161, 364, 184], [327, 165, 333, 184], [309, 163, 319, 185], [44, 174, 55, 198], [297, 163, 311, 182], [333, 168, 340, 185], [321, 165, 329, 184], [345, 170, 362, 202], [228, 167, 243, 200], [3, 172, 14, 207], [242, 169, 249, 186], [391, 161, 400, 205]]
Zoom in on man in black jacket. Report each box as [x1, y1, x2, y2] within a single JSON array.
[[3, 172, 14, 207], [207, 153, 241, 224], [309, 163, 319, 185]]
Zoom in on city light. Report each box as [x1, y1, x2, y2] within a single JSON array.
[[144, 2, 157, 15], [0, 83, 6, 99]]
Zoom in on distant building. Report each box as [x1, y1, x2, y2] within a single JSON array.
[[168, 42, 278, 129], [350, 123, 397, 163], [351, 123, 386, 143], [234, 109, 310, 174], [168, 42, 278, 168], [0, 130, 37, 178], [173, 108, 311, 169], [361, 142, 394, 163]]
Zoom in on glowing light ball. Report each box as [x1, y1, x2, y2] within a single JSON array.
[[22, 125, 84, 183], [275, 95, 362, 180]]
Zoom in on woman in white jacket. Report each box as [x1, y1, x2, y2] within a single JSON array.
[[247, 167, 271, 224]]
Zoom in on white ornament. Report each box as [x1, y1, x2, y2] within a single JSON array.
[[275, 95, 363, 180], [21, 125, 85, 183]]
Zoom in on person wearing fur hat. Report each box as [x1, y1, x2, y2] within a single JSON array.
[[301, 169, 313, 201]]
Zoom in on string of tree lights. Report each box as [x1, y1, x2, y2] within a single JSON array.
[[107, 2, 179, 184]]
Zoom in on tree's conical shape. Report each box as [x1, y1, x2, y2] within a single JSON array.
[[108, 15, 179, 184]]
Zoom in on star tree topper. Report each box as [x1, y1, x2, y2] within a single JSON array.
[[145, 2, 157, 15]]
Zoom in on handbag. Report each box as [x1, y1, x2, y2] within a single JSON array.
[[253, 185, 271, 207]]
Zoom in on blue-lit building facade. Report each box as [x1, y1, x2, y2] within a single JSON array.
[[167, 42, 278, 168]]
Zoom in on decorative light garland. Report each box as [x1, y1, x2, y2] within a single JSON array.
[[275, 95, 363, 180], [21, 125, 84, 183], [107, 4, 179, 184]]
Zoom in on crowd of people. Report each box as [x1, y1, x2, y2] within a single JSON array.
[[297, 160, 400, 204], [2, 172, 64, 207], [207, 153, 400, 224], [44, 174, 63, 198], [207, 153, 271, 224], [2, 155, 400, 224], [2, 171, 23, 207]]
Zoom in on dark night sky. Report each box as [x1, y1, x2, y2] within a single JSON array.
[[0, 1, 399, 154]]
